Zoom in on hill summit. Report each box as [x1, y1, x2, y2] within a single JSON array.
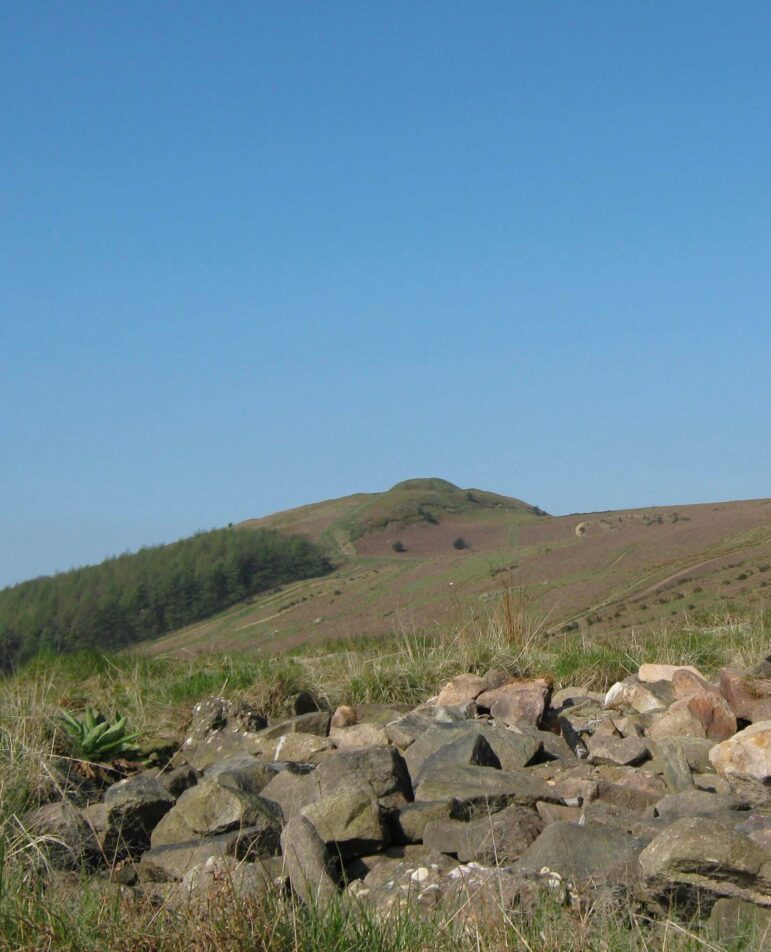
[[240, 477, 545, 557]]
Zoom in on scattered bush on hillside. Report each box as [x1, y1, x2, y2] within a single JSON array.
[[452, 537, 468, 550], [0, 527, 332, 670], [391, 541, 406, 553]]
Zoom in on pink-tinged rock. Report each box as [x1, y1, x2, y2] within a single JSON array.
[[638, 663, 703, 684], [435, 673, 489, 707], [686, 692, 737, 741], [604, 681, 665, 714], [672, 669, 721, 701], [476, 679, 549, 727], [331, 723, 389, 750], [330, 706, 357, 729], [719, 669, 771, 723], [648, 693, 736, 742], [709, 721, 771, 805]]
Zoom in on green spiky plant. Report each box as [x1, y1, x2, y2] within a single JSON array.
[[58, 706, 140, 761]]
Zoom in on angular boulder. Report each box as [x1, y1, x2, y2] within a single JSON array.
[[709, 897, 771, 947], [259, 766, 317, 823], [103, 772, 176, 856], [414, 764, 556, 808], [638, 663, 703, 683], [514, 820, 645, 885], [152, 779, 281, 843], [330, 723, 389, 750], [435, 673, 488, 707], [390, 800, 455, 844], [140, 825, 278, 881], [24, 801, 99, 869], [639, 816, 771, 908], [719, 669, 771, 724], [271, 732, 333, 763], [404, 722, 539, 781], [647, 693, 736, 743], [604, 681, 665, 714], [423, 803, 542, 864], [280, 815, 338, 906], [709, 721, 771, 805], [177, 855, 282, 906], [312, 746, 412, 803], [476, 679, 549, 727], [586, 733, 649, 767], [301, 789, 389, 858], [348, 855, 539, 929], [204, 756, 276, 794]]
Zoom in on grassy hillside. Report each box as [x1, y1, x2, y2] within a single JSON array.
[[147, 479, 771, 658]]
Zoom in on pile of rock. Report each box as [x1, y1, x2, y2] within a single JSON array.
[[27, 660, 771, 943]]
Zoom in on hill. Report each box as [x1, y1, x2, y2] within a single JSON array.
[[145, 478, 771, 657]]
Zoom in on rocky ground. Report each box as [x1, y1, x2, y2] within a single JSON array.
[[26, 659, 771, 948]]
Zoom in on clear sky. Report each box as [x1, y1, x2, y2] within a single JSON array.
[[1, 1, 770, 589]]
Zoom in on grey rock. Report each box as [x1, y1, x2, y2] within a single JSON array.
[[653, 738, 695, 793], [384, 712, 437, 749], [414, 764, 558, 809], [343, 844, 446, 882], [709, 897, 771, 948], [639, 816, 771, 908], [515, 820, 645, 885], [313, 746, 412, 803], [103, 772, 175, 856], [404, 722, 539, 781], [535, 801, 583, 824], [204, 755, 276, 795], [301, 789, 389, 859], [177, 855, 283, 906], [595, 766, 667, 811], [586, 733, 649, 767], [736, 814, 771, 851], [183, 730, 276, 772], [159, 765, 200, 798], [260, 766, 317, 823], [417, 733, 501, 779], [261, 711, 331, 740], [153, 779, 282, 844], [280, 815, 338, 906], [391, 801, 454, 844], [140, 826, 279, 881], [349, 854, 539, 928], [652, 789, 746, 821], [647, 736, 716, 775], [188, 697, 267, 741], [24, 801, 99, 869], [432, 702, 478, 722], [423, 804, 542, 864]]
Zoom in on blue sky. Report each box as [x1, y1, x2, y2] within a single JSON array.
[[1, 1, 770, 588]]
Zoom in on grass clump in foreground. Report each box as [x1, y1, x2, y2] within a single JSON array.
[[0, 603, 768, 949], [0, 864, 761, 952]]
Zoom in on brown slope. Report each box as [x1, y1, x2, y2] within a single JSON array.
[[145, 491, 771, 658]]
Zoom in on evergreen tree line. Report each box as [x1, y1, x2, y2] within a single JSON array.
[[0, 527, 332, 670]]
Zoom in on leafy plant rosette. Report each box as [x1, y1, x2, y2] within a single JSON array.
[[58, 706, 141, 763]]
